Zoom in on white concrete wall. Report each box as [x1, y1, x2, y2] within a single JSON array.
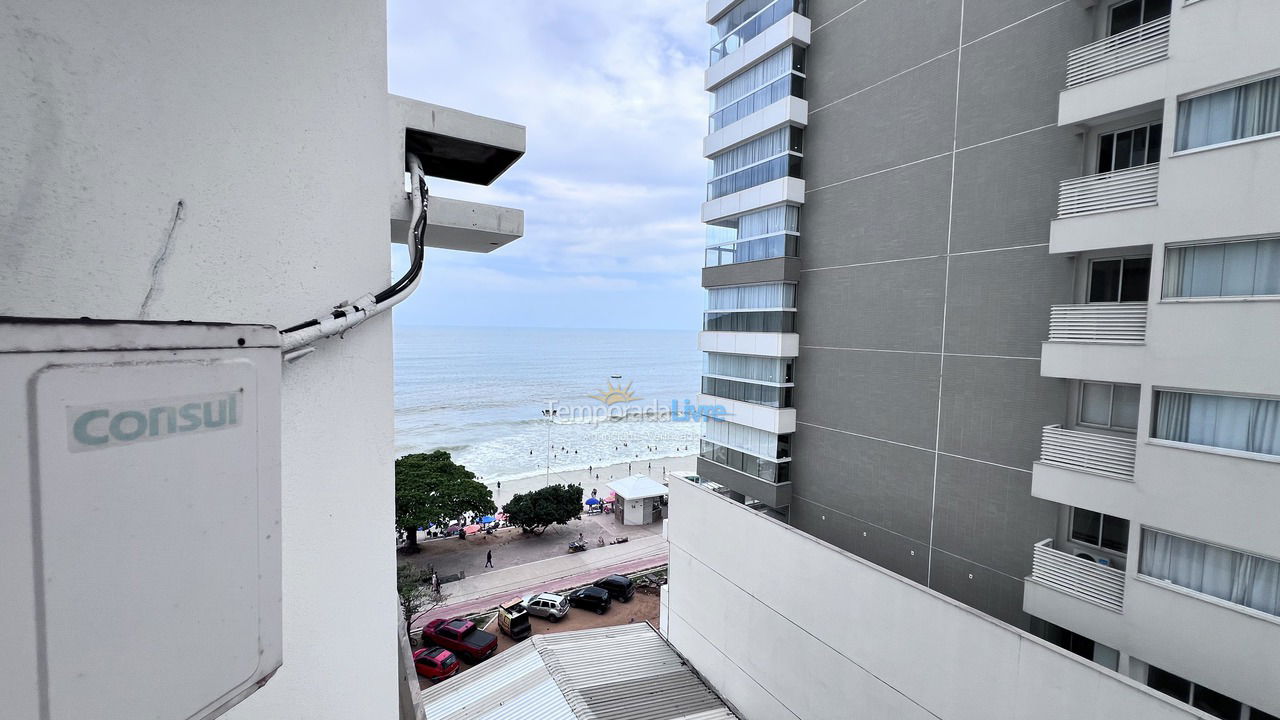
[[2, 3, 397, 718], [663, 479, 1205, 720]]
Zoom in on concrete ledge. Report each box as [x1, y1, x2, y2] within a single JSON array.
[[698, 331, 799, 357], [706, 0, 738, 24], [1040, 340, 1146, 384], [391, 196, 523, 253], [698, 394, 795, 434], [704, 96, 808, 158], [702, 257, 800, 288], [696, 457, 792, 507], [1058, 62, 1167, 127], [1048, 205, 1160, 255], [702, 177, 805, 223]]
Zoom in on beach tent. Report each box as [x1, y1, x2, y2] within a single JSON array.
[[606, 475, 669, 526]]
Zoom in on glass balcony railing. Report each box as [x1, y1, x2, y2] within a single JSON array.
[[700, 439, 791, 484], [703, 310, 795, 333], [701, 376, 792, 408], [705, 233, 796, 267], [710, 0, 806, 64], [708, 155, 801, 201]]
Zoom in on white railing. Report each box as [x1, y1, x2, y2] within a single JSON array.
[[1065, 16, 1170, 89], [1047, 303, 1147, 344], [1031, 539, 1126, 612], [1040, 425, 1137, 480], [1057, 164, 1159, 218]]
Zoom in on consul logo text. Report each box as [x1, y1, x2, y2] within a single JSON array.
[[68, 391, 242, 451]]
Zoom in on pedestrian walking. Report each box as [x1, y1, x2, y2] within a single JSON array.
[[485, 550, 493, 568]]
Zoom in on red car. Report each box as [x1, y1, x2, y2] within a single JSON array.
[[421, 618, 498, 664], [413, 646, 461, 682]]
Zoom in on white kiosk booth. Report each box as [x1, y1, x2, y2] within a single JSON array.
[[607, 475, 669, 526]]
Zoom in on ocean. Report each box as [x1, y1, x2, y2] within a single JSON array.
[[393, 326, 703, 483]]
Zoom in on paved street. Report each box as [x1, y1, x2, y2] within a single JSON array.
[[411, 534, 668, 628]]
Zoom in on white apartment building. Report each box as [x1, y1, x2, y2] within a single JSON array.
[[670, 0, 1280, 718], [1027, 1, 1280, 717]]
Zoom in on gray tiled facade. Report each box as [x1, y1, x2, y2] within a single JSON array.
[[790, 0, 1091, 628]]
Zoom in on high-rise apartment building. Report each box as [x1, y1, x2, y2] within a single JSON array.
[[692, 1, 1280, 717]]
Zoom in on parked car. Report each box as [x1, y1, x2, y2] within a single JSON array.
[[497, 597, 531, 640], [413, 646, 461, 682], [523, 592, 570, 622], [420, 618, 498, 664], [593, 574, 635, 603], [566, 586, 612, 614]]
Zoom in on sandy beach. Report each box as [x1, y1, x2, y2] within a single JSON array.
[[483, 454, 697, 507]]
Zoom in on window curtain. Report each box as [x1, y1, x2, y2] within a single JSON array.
[[705, 353, 788, 383], [1155, 391, 1280, 456], [707, 282, 796, 310], [1141, 529, 1280, 617], [1165, 238, 1280, 298], [710, 127, 790, 178], [1176, 76, 1280, 151], [712, 46, 793, 110]]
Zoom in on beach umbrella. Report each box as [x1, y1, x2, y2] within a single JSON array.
[[463, 524, 482, 534], [445, 524, 461, 534], [585, 497, 601, 506], [480, 515, 495, 524], [605, 492, 617, 502]]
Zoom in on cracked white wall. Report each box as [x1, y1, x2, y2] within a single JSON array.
[[0, 2, 398, 718]]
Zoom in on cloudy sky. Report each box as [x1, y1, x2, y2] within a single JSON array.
[[387, 1, 708, 330]]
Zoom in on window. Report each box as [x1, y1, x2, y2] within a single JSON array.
[[1079, 382, 1140, 431], [700, 439, 791, 483], [1096, 123, 1162, 173], [711, 46, 804, 113], [704, 311, 795, 333], [1140, 529, 1280, 617], [702, 377, 792, 408], [704, 353, 794, 384], [702, 420, 790, 458], [1175, 75, 1280, 151], [1088, 256, 1150, 302], [1146, 665, 1244, 720], [707, 127, 803, 200], [1152, 390, 1280, 457], [707, 282, 795, 310], [1163, 237, 1280, 298], [1108, 0, 1171, 35], [1071, 508, 1129, 553]]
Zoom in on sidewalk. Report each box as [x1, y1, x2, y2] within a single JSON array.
[[414, 534, 668, 627]]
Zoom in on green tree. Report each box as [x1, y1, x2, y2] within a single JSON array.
[[395, 450, 495, 553], [502, 483, 583, 535], [397, 562, 447, 640]]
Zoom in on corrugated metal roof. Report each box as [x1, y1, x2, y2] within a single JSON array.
[[420, 624, 735, 720]]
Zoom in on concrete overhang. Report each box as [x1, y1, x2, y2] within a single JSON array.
[[388, 94, 526, 253], [392, 195, 524, 253], [389, 94, 525, 185]]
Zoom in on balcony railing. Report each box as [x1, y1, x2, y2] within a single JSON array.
[[1057, 164, 1158, 218], [1031, 539, 1126, 612], [1047, 303, 1147, 344], [1040, 425, 1137, 480], [1065, 16, 1170, 89]]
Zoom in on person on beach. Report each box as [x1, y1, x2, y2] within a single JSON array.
[[485, 550, 493, 568]]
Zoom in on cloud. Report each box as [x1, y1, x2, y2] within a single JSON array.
[[387, 1, 708, 330]]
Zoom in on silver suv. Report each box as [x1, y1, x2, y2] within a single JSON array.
[[523, 592, 570, 622]]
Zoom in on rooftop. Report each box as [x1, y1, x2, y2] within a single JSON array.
[[607, 475, 670, 501], [419, 623, 735, 720]]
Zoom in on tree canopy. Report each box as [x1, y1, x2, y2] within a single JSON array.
[[502, 483, 583, 535], [395, 450, 494, 551]]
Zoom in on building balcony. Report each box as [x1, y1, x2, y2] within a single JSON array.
[[1028, 538, 1127, 613], [1041, 304, 1148, 383], [695, 455, 792, 509], [1049, 165, 1160, 255], [1039, 425, 1136, 481], [705, 95, 808, 159], [1059, 17, 1169, 125], [705, 12, 809, 92], [1057, 165, 1158, 219]]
